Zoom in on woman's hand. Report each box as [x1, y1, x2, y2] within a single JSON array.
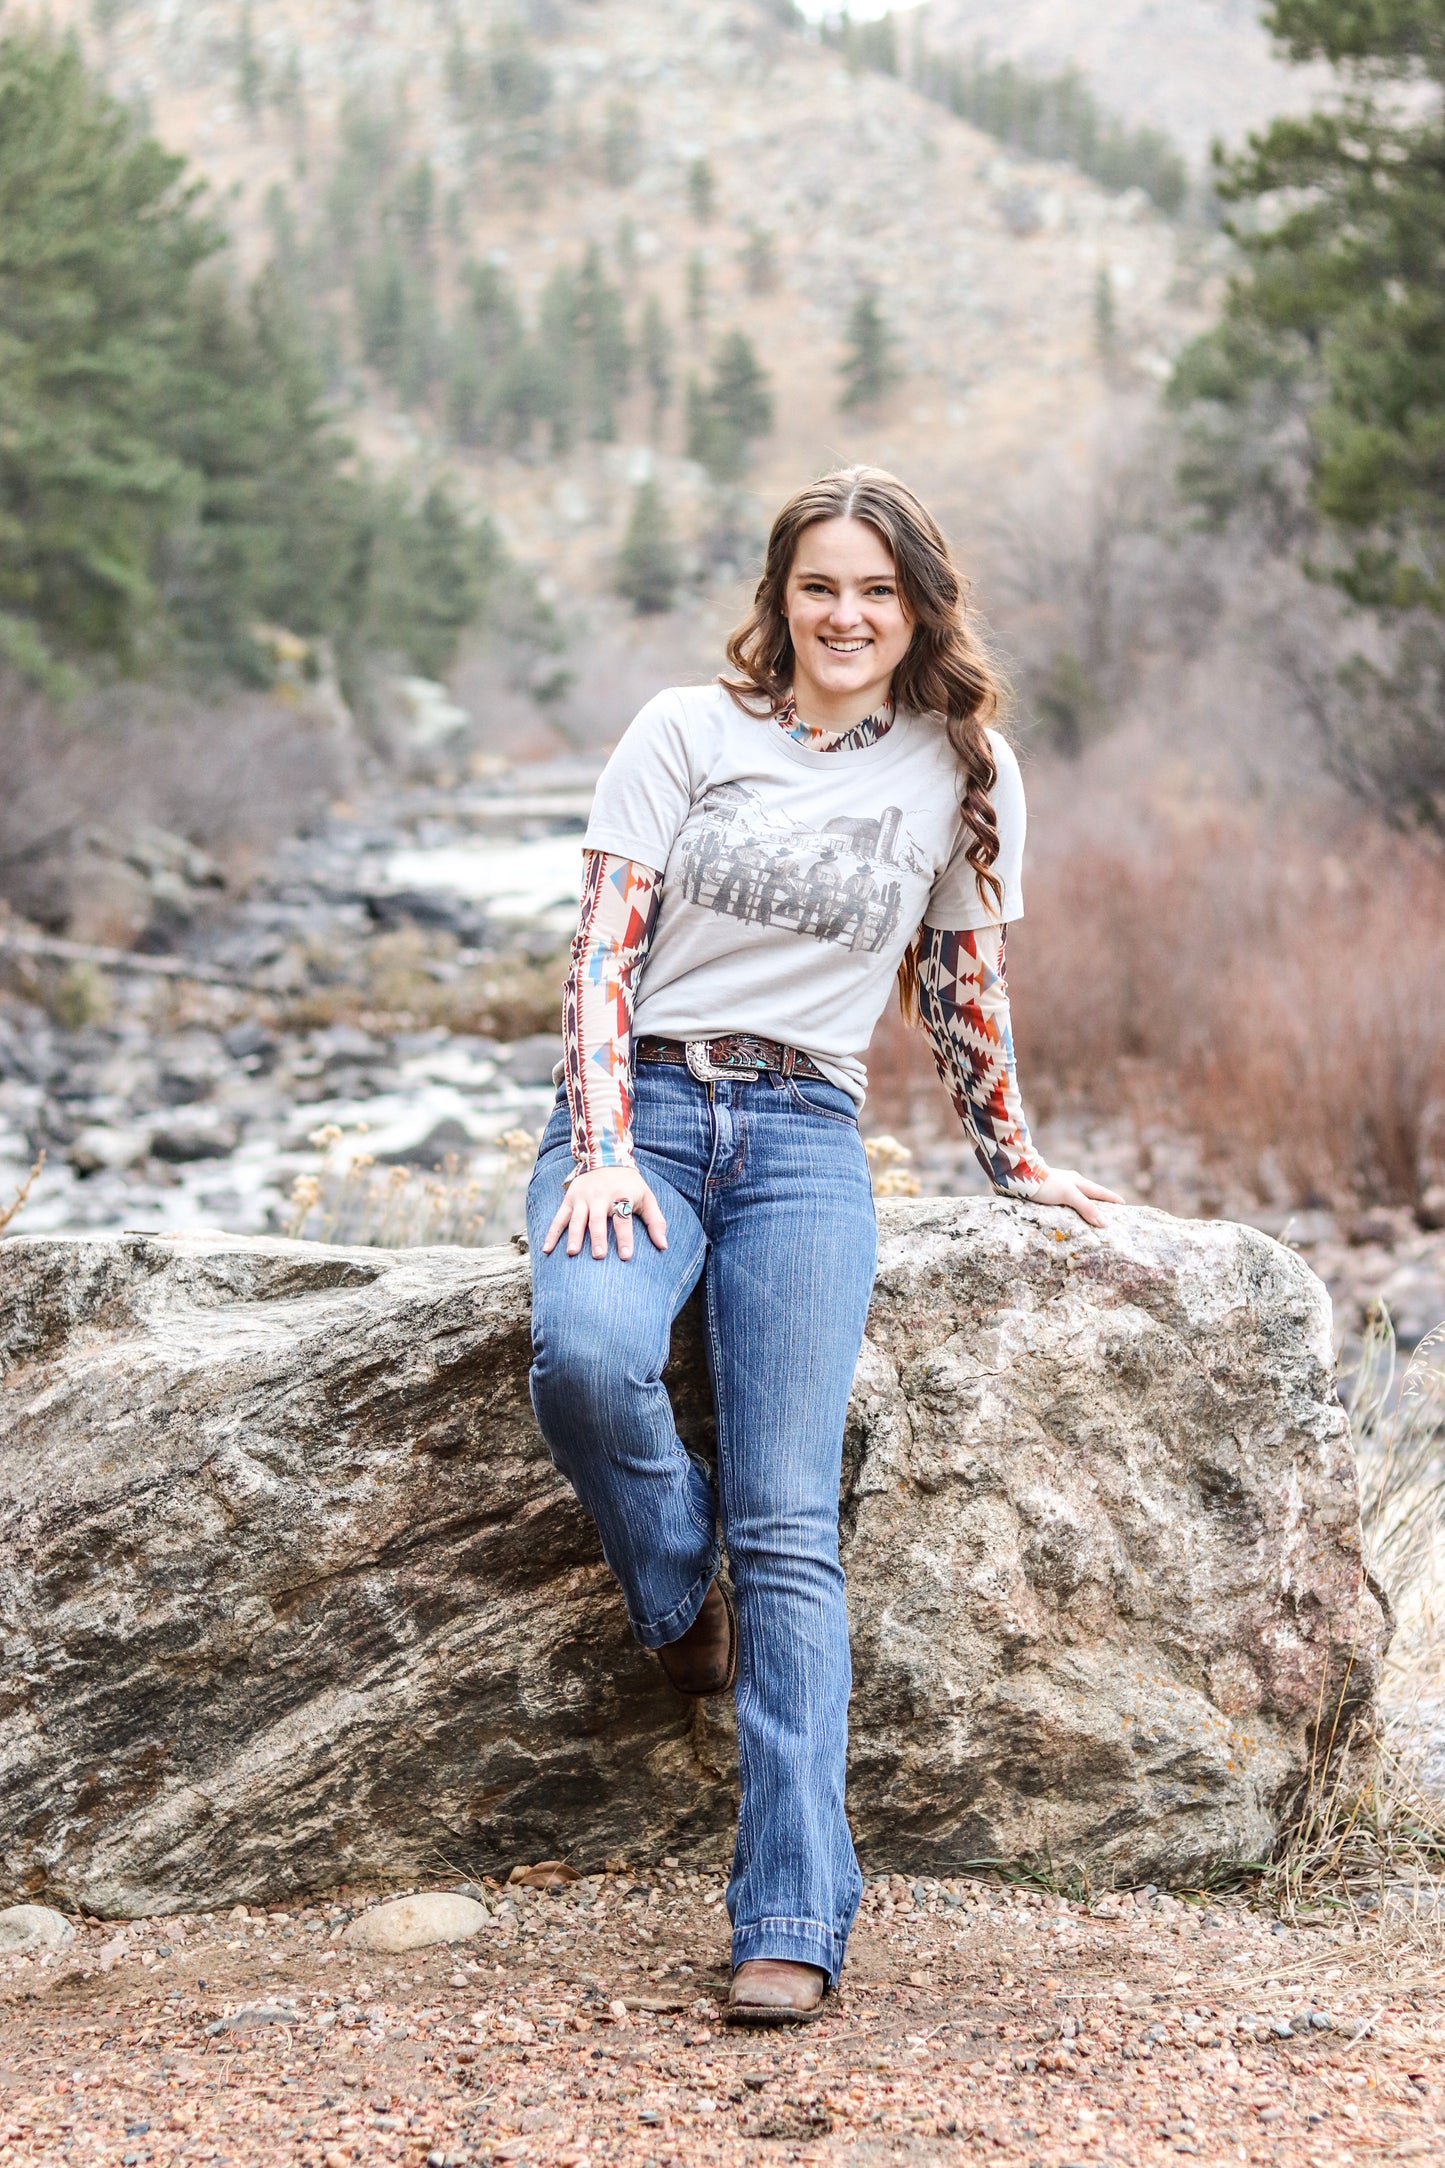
[[543, 1163, 669, 1262], [1029, 1168, 1124, 1229]]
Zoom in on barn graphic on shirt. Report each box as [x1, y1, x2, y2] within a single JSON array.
[[673, 782, 929, 953]]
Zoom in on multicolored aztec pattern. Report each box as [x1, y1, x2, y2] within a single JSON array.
[[774, 693, 895, 752], [562, 849, 662, 1174], [916, 924, 1047, 1196]]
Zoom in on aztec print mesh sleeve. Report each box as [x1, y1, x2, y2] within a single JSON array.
[[562, 849, 663, 1176], [916, 923, 1049, 1198]]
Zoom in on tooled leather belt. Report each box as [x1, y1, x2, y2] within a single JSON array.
[[635, 1033, 829, 1083]]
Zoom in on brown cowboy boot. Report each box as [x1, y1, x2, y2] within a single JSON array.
[[726, 1960, 829, 2026], [656, 1581, 737, 1697]]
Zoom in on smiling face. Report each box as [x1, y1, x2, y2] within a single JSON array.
[[784, 516, 915, 726]]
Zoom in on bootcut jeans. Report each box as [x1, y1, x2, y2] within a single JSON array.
[[526, 1061, 878, 1983]]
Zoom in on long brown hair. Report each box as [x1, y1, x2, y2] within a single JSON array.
[[721, 466, 1008, 1019]]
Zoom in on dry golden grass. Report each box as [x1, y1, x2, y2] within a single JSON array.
[[284, 1124, 539, 1250], [277, 926, 566, 1045], [0, 1152, 45, 1236], [1258, 1313, 1445, 1953]]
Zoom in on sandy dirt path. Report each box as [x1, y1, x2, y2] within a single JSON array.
[[2, 1871, 1441, 2167]]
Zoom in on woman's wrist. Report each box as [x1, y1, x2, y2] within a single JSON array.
[[565, 1154, 639, 1187]]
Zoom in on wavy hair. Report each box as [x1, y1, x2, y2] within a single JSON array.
[[721, 465, 1009, 1017]]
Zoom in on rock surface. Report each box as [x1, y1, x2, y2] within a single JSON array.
[[341, 1893, 490, 1953], [0, 1206, 1387, 1915], [0, 1904, 75, 1952]]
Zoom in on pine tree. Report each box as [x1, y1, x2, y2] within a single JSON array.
[[687, 155, 715, 222], [687, 332, 773, 482], [446, 262, 525, 446], [1093, 263, 1117, 363], [0, 28, 220, 679], [1170, 0, 1445, 820], [358, 482, 502, 681], [574, 242, 631, 441], [0, 25, 508, 691], [617, 479, 679, 614], [160, 266, 366, 676], [237, 2, 264, 118], [641, 296, 674, 432], [840, 290, 900, 411], [741, 225, 777, 295], [686, 250, 709, 334], [604, 97, 642, 187]]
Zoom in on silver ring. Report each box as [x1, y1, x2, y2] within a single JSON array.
[[611, 1198, 634, 1219]]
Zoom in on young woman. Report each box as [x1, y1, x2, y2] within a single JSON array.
[[525, 466, 1120, 2027]]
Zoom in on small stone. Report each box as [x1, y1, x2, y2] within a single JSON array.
[[342, 1893, 488, 1954], [0, 1904, 76, 1953]]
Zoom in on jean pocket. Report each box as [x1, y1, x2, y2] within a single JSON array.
[[784, 1077, 859, 1126]]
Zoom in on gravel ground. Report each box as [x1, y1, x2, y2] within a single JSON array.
[[3, 1870, 1442, 2168]]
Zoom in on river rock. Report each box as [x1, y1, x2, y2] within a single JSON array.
[[0, 1205, 1387, 1916], [0, 1904, 76, 1952], [342, 1893, 489, 1953]]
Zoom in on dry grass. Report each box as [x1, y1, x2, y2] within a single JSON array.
[[283, 1124, 539, 1250], [1258, 1311, 1445, 1945], [0, 1153, 45, 1237], [277, 926, 567, 1044]]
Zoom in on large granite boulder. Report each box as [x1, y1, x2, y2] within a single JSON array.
[[0, 1205, 1387, 1916]]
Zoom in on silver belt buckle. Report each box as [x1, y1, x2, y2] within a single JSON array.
[[684, 1038, 729, 1083]]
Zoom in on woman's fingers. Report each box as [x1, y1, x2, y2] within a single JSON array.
[[636, 1188, 668, 1251], [560, 1192, 587, 1256], [1066, 1187, 1109, 1229], [1078, 1178, 1126, 1204], [546, 1171, 670, 1261], [542, 1200, 571, 1255], [1033, 1167, 1124, 1228]]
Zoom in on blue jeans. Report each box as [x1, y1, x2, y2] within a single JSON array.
[[526, 1063, 878, 1983]]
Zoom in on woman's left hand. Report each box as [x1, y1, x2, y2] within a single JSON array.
[[1029, 1168, 1124, 1229]]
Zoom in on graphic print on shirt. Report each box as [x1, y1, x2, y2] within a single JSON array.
[[675, 780, 933, 955]]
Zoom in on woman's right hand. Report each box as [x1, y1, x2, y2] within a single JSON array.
[[543, 1163, 669, 1262]]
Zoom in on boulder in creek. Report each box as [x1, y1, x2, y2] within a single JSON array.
[[0, 1205, 1388, 1916]]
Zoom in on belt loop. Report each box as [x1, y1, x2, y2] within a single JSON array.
[[782, 1044, 796, 1078]]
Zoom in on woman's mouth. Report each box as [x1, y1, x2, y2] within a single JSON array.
[[820, 637, 869, 654]]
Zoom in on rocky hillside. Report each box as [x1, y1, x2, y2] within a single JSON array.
[[916, 0, 1325, 159], [44, 0, 1222, 622]]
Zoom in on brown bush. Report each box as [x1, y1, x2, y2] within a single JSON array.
[[0, 674, 351, 924], [867, 766, 1445, 1214]]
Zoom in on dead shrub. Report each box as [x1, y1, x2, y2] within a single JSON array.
[[0, 673, 351, 923], [1013, 810, 1445, 1212], [864, 772, 1445, 1213]]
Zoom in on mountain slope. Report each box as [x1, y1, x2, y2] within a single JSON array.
[[39, 0, 1217, 650], [915, 0, 1325, 160]]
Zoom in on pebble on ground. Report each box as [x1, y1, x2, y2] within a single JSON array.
[[1, 1868, 1440, 2167]]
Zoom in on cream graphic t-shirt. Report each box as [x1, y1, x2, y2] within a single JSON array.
[[582, 683, 1026, 1107]]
